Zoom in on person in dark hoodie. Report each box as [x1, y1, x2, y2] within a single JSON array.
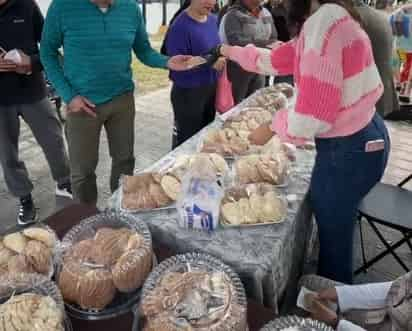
[[223, 0, 277, 104], [0, 0, 72, 225]]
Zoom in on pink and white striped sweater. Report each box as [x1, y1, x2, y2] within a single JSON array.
[[226, 4, 383, 144]]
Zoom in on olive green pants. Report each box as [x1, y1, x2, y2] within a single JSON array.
[[66, 92, 135, 204]]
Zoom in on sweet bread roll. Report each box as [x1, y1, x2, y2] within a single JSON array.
[[261, 191, 285, 222], [207, 153, 228, 174], [24, 240, 52, 275], [112, 248, 152, 292], [8, 254, 35, 274], [221, 202, 241, 225], [58, 261, 84, 303], [78, 269, 116, 310], [149, 183, 172, 207], [3, 232, 28, 254], [160, 175, 181, 201], [65, 239, 95, 263], [23, 227, 56, 248], [249, 193, 265, 221], [126, 233, 144, 251], [92, 228, 130, 266]]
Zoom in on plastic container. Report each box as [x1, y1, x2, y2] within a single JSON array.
[[58, 212, 153, 320], [260, 316, 334, 331], [0, 273, 72, 331], [138, 252, 248, 331], [0, 225, 60, 279], [220, 184, 287, 227], [233, 152, 291, 187]]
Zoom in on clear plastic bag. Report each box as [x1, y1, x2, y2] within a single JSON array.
[[233, 152, 291, 187], [176, 162, 225, 233], [139, 252, 248, 331], [119, 173, 176, 212], [244, 90, 288, 111], [220, 184, 287, 227], [0, 225, 60, 279], [58, 212, 153, 312], [0, 273, 72, 331]]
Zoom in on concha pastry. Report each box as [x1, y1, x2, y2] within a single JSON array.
[[7, 254, 35, 274], [23, 227, 56, 248], [126, 233, 144, 251], [58, 261, 86, 304], [112, 248, 152, 292], [24, 240, 52, 275], [3, 232, 28, 254], [92, 228, 130, 266], [64, 239, 95, 263], [77, 269, 116, 310]]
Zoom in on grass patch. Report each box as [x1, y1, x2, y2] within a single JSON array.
[[132, 34, 170, 95]]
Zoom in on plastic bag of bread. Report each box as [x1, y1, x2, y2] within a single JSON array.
[[245, 90, 288, 111], [222, 108, 273, 138], [139, 252, 248, 331], [200, 128, 250, 157], [0, 273, 71, 331], [234, 150, 290, 186], [120, 172, 176, 212], [164, 153, 229, 180], [220, 184, 287, 226], [58, 212, 153, 311], [0, 226, 59, 279], [271, 82, 295, 98], [176, 165, 224, 233]]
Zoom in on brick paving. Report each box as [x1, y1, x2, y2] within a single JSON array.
[[0, 87, 410, 283]]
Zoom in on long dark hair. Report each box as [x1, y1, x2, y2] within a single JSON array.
[[286, 0, 362, 36], [160, 0, 191, 55]]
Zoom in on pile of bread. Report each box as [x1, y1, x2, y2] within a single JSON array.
[[245, 83, 293, 110], [235, 152, 289, 186], [58, 226, 152, 310], [201, 128, 250, 156], [122, 153, 228, 211], [0, 292, 64, 331], [141, 270, 246, 331], [221, 186, 286, 226], [0, 227, 56, 277], [223, 109, 273, 138]]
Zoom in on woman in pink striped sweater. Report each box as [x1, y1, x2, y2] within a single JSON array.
[[216, 0, 390, 283]]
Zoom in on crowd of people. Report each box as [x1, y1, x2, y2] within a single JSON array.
[[0, 0, 410, 328]]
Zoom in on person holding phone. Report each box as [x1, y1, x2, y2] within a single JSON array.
[[41, 0, 192, 205], [0, 0, 72, 225]]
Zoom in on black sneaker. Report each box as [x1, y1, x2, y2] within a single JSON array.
[[17, 195, 37, 226], [56, 182, 73, 199]]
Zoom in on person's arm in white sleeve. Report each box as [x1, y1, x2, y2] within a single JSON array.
[[336, 282, 392, 312]]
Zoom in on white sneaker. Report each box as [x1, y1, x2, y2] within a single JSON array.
[[56, 183, 73, 199]]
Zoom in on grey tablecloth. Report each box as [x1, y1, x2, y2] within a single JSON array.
[[109, 95, 316, 311]]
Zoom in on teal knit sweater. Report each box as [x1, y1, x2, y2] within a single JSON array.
[[40, 0, 168, 105]]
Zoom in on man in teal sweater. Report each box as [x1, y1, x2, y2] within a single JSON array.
[[40, 0, 190, 204]]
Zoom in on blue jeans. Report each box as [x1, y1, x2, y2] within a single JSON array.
[[310, 114, 390, 284]]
